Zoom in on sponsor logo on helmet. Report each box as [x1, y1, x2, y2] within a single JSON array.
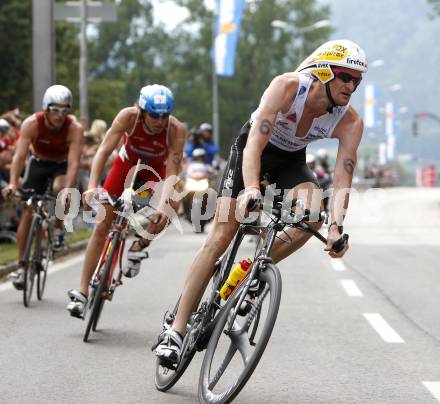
[[153, 94, 167, 104], [346, 58, 367, 68], [315, 44, 348, 61], [311, 65, 334, 84]]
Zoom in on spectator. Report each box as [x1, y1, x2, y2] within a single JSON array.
[[78, 119, 109, 192], [0, 119, 17, 180], [184, 123, 219, 165]]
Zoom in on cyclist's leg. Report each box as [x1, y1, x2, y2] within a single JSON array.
[[270, 181, 323, 263], [11, 205, 33, 288], [172, 196, 239, 336], [124, 168, 181, 276], [79, 204, 115, 295], [51, 164, 69, 250], [12, 157, 48, 287]]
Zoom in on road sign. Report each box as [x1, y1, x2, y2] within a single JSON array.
[[54, 1, 116, 23]]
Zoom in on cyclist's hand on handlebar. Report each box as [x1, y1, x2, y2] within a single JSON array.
[[150, 203, 169, 227], [82, 186, 100, 208], [237, 186, 261, 218], [1, 184, 16, 200], [325, 225, 349, 258]]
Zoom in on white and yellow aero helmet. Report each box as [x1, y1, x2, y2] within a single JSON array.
[[296, 39, 367, 84]]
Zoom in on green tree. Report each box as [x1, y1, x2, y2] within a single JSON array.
[[88, 0, 170, 122], [168, 0, 331, 151], [0, 0, 32, 114], [428, 0, 440, 15], [0, 1, 84, 117], [54, 22, 80, 117]]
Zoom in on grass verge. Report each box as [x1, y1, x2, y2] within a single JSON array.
[[0, 227, 92, 266]]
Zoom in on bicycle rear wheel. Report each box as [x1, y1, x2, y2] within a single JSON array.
[[23, 216, 39, 308], [37, 221, 52, 300], [83, 232, 120, 342], [198, 262, 282, 404], [155, 297, 198, 392]]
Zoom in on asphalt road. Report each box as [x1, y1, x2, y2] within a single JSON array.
[[1, 187, 440, 404]]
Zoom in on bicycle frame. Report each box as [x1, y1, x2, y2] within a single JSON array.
[[196, 200, 336, 348], [88, 202, 129, 305]]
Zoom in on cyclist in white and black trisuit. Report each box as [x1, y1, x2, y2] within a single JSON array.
[[155, 40, 368, 366]]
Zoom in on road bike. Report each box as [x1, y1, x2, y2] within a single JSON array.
[[155, 194, 348, 403], [83, 162, 155, 342], [16, 188, 57, 307]]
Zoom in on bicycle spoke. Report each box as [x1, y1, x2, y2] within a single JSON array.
[[208, 343, 237, 390], [230, 324, 253, 367]]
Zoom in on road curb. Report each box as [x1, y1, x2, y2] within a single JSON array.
[[0, 240, 88, 278]]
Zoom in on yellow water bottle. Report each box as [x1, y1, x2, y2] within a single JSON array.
[[220, 259, 252, 300]]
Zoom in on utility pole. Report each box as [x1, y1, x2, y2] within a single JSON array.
[[54, 1, 116, 123], [212, 11, 220, 147], [32, 0, 55, 112], [79, 0, 88, 124]]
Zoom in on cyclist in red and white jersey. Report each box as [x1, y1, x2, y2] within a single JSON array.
[[2, 85, 84, 290], [67, 84, 186, 318]]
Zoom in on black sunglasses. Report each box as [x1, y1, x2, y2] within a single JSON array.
[[148, 112, 170, 119], [332, 67, 362, 88]]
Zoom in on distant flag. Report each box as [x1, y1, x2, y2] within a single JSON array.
[[385, 101, 395, 160], [214, 0, 245, 77], [364, 84, 375, 128]]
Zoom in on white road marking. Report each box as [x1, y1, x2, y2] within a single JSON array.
[[330, 259, 346, 271], [0, 254, 84, 293], [423, 382, 440, 402], [363, 313, 404, 343], [340, 279, 363, 297]]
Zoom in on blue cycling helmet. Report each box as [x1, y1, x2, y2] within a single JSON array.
[[138, 84, 175, 114]]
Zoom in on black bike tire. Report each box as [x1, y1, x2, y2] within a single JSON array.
[[23, 215, 39, 308], [37, 221, 51, 300], [198, 263, 282, 404], [154, 297, 197, 392], [92, 296, 105, 332], [83, 232, 120, 342]]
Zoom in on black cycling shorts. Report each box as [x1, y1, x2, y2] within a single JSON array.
[[22, 155, 67, 194], [218, 121, 318, 198]]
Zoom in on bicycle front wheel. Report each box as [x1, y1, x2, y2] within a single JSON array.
[[155, 297, 197, 392], [37, 221, 52, 300], [83, 232, 121, 342], [198, 262, 282, 404], [23, 216, 39, 308]]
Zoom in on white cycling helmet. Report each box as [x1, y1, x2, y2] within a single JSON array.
[[192, 148, 206, 158], [297, 39, 367, 82], [42, 85, 73, 110], [296, 39, 367, 112], [0, 118, 10, 134], [199, 123, 212, 132]]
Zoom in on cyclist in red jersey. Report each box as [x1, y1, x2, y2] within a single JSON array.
[[2, 85, 84, 290], [67, 84, 186, 318]]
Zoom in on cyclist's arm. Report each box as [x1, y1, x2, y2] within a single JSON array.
[[8, 116, 36, 188], [330, 107, 364, 228], [88, 108, 133, 188], [65, 121, 84, 188], [243, 74, 299, 190], [157, 118, 186, 206]]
